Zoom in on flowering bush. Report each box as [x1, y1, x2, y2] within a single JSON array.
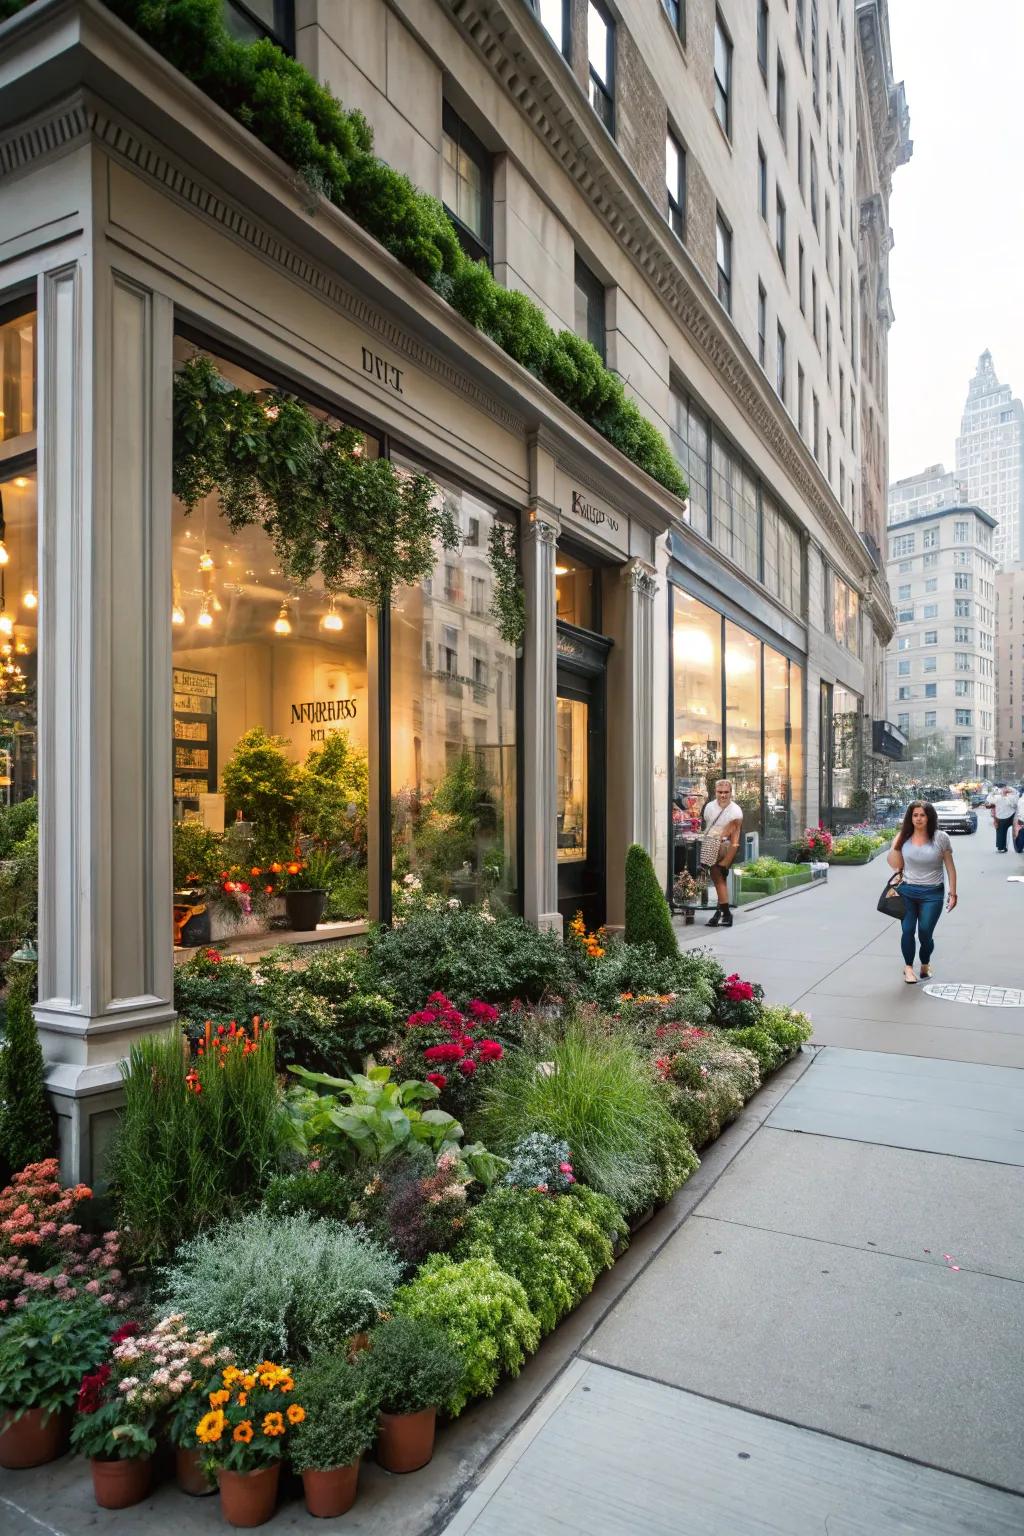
[[760, 1003, 814, 1055], [349, 1150, 472, 1265], [195, 1361, 304, 1471], [712, 974, 765, 1031], [458, 1187, 619, 1335], [393, 1254, 540, 1416], [0, 1160, 128, 1314], [70, 1319, 162, 1461], [400, 992, 506, 1116], [501, 1133, 576, 1195], [107, 1314, 225, 1429], [790, 823, 834, 862], [0, 1294, 112, 1416]]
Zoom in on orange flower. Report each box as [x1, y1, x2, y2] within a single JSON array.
[[237, 1392, 247, 1407], [208, 1388, 229, 1408], [286, 861, 301, 876], [286, 1404, 305, 1425], [232, 1420, 254, 1444], [241, 1374, 257, 1391], [262, 1411, 285, 1437], [270, 862, 282, 874], [222, 1366, 242, 1387], [196, 1409, 226, 1444]]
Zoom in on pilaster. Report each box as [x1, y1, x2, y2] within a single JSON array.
[[35, 253, 176, 1184], [604, 557, 658, 926], [521, 504, 560, 932]]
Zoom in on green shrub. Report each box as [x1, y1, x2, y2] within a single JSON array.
[[367, 905, 570, 1013], [741, 855, 800, 878], [666, 1087, 717, 1149], [220, 726, 299, 859], [761, 1003, 814, 1054], [578, 937, 685, 1009], [458, 1187, 617, 1335], [358, 1314, 464, 1416], [623, 844, 678, 960], [108, 1026, 281, 1263], [173, 949, 263, 1033], [726, 1026, 785, 1077], [0, 1294, 112, 1414], [0, 973, 54, 1171], [162, 1211, 402, 1361], [475, 1023, 696, 1214], [289, 1355, 379, 1473], [831, 833, 875, 859], [0, 814, 37, 985], [172, 820, 224, 890], [262, 1166, 354, 1221], [393, 1254, 540, 1416]]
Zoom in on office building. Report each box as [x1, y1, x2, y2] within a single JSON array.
[[955, 351, 1024, 566], [888, 464, 966, 527]]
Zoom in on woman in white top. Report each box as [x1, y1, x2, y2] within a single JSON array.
[[887, 800, 958, 984], [702, 779, 743, 928]]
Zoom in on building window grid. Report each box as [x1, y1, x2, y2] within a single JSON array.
[[776, 52, 787, 143], [757, 283, 767, 368], [666, 129, 686, 238], [714, 11, 733, 137], [587, 0, 615, 132], [716, 210, 732, 312]]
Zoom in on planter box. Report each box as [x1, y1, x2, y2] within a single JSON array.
[[735, 875, 782, 894], [829, 844, 889, 866], [781, 869, 812, 888]]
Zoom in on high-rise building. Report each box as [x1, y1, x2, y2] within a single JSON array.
[[886, 505, 997, 777], [995, 563, 1024, 773], [888, 464, 966, 526], [955, 351, 1024, 565]]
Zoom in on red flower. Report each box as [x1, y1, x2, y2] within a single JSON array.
[[203, 949, 222, 964], [76, 1363, 110, 1414], [427, 991, 450, 1005], [426, 1072, 448, 1090], [477, 1040, 504, 1062], [467, 1000, 499, 1023], [423, 1043, 465, 1063], [110, 1321, 139, 1345], [457, 1058, 478, 1078]]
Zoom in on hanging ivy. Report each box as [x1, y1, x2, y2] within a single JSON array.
[[171, 354, 458, 606], [487, 523, 526, 649]]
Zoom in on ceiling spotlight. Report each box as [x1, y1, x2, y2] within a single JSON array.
[[554, 564, 569, 576], [13, 478, 29, 490]]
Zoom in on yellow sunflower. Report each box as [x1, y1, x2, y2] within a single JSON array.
[[196, 1408, 226, 1444]]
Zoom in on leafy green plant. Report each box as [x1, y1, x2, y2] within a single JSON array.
[[741, 855, 799, 878], [173, 948, 263, 1031], [726, 1026, 785, 1077], [623, 844, 678, 960], [295, 731, 369, 855], [300, 845, 339, 891], [393, 1255, 540, 1416], [760, 1003, 813, 1055], [262, 1165, 354, 1221], [289, 1355, 379, 1473], [108, 1025, 281, 1263], [172, 820, 224, 890], [0, 972, 54, 1171], [161, 1211, 402, 1361], [487, 523, 525, 648], [284, 1065, 465, 1167], [830, 833, 875, 859], [357, 1314, 463, 1417], [219, 726, 299, 857], [457, 1187, 618, 1335], [0, 811, 37, 984], [0, 1295, 111, 1415], [475, 1021, 697, 1213], [347, 1150, 474, 1265]]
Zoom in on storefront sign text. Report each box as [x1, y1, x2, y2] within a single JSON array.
[[570, 490, 620, 534], [361, 346, 404, 395], [555, 472, 630, 557], [291, 699, 358, 725]]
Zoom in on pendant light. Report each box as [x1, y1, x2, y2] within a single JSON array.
[[273, 600, 292, 637], [22, 590, 37, 610], [199, 549, 215, 572], [197, 596, 214, 629], [171, 576, 185, 626], [321, 595, 344, 633], [0, 491, 8, 567]]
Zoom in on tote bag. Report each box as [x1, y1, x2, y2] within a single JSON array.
[[876, 872, 906, 921]]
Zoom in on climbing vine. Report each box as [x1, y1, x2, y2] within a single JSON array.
[[487, 523, 527, 649]]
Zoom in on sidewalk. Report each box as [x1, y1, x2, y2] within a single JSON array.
[[443, 831, 1024, 1535]]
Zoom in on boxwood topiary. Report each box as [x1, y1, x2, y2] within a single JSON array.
[[624, 844, 678, 960]]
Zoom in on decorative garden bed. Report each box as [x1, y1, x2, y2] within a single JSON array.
[[0, 849, 811, 1528]]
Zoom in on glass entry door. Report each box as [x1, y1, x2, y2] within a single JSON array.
[[556, 665, 606, 931]]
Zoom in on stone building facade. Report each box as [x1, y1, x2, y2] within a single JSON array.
[[0, 0, 908, 1176], [956, 351, 1024, 567], [994, 563, 1024, 774]]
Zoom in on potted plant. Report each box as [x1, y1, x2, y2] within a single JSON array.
[[282, 846, 336, 931], [71, 1323, 160, 1509], [358, 1315, 463, 1473], [195, 1360, 303, 1527], [0, 1295, 111, 1469], [289, 1355, 379, 1517]]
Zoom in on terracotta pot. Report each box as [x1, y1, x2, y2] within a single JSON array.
[[90, 1454, 153, 1509], [0, 1405, 70, 1469], [176, 1444, 215, 1496], [346, 1331, 371, 1363], [218, 1462, 281, 1528], [376, 1406, 437, 1474], [302, 1461, 360, 1518]]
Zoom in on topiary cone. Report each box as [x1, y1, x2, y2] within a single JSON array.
[[623, 844, 678, 960]]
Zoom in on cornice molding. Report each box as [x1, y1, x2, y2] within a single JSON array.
[[441, 0, 873, 581]]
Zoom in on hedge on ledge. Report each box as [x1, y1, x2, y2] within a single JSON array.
[[0, 0, 689, 501]]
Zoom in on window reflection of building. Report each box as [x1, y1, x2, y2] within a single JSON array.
[[170, 342, 372, 917], [763, 646, 789, 851], [556, 698, 588, 860], [725, 621, 762, 835], [672, 591, 722, 830], [0, 307, 38, 809], [391, 460, 517, 907], [830, 684, 864, 815]]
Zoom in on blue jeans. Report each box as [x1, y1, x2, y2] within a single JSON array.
[[900, 883, 944, 966]]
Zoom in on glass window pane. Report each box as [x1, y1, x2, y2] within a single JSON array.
[[763, 647, 788, 854], [588, 1, 609, 82], [538, 0, 564, 48], [441, 133, 459, 216], [725, 622, 761, 835], [556, 698, 588, 861], [391, 462, 518, 908], [672, 590, 722, 830], [665, 134, 679, 196], [789, 661, 804, 831], [711, 436, 734, 561], [830, 685, 863, 815], [171, 342, 375, 932], [0, 464, 38, 806], [555, 550, 595, 630], [0, 309, 35, 447]]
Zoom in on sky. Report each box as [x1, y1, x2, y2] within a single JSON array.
[[886, 0, 1024, 484]]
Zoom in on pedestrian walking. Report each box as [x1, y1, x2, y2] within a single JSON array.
[[701, 779, 743, 927], [1013, 797, 1024, 856], [986, 783, 1019, 852], [887, 801, 958, 984]]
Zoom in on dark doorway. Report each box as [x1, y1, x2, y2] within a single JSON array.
[[556, 624, 611, 931]]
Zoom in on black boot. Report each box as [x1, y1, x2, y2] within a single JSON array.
[[719, 905, 733, 927], [706, 907, 723, 926]]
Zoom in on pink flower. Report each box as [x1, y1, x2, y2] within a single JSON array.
[[84, 1280, 101, 1295], [534, 1183, 549, 1193], [457, 1058, 478, 1077], [559, 1162, 573, 1174], [426, 1072, 448, 1090]]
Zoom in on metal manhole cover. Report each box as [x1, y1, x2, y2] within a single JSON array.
[[923, 983, 1024, 1007]]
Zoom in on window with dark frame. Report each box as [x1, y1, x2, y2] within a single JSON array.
[[758, 140, 768, 220], [716, 210, 732, 312], [587, 0, 615, 132], [757, 282, 767, 367], [221, 0, 295, 52], [529, 0, 569, 54], [441, 103, 493, 267], [798, 239, 806, 312], [757, 0, 769, 79], [661, 0, 685, 42], [714, 10, 733, 137], [776, 323, 786, 403], [666, 130, 686, 238], [797, 362, 805, 435], [776, 188, 786, 270], [574, 252, 607, 361], [776, 51, 787, 143]]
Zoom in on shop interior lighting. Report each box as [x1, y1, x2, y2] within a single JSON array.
[[273, 601, 292, 636], [197, 597, 214, 629], [321, 596, 344, 632], [22, 590, 37, 610]]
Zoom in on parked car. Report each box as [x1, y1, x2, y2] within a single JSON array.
[[930, 797, 977, 834], [969, 791, 988, 807]]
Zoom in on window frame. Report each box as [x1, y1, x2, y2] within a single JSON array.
[[757, 0, 769, 80], [775, 50, 787, 143], [666, 128, 686, 239], [221, 0, 295, 52], [441, 102, 494, 268], [775, 187, 787, 270], [776, 322, 786, 403], [715, 208, 733, 313], [757, 282, 767, 368], [587, 0, 616, 133], [714, 9, 733, 138], [528, 0, 570, 55], [574, 252, 607, 362]]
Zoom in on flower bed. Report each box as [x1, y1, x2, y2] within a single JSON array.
[[827, 831, 892, 865], [0, 888, 811, 1524]]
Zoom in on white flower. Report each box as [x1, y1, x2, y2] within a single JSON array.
[[447, 898, 461, 909], [152, 1369, 171, 1387], [118, 1376, 140, 1393]]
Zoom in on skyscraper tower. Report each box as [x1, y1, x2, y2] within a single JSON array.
[[955, 350, 1024, 565]]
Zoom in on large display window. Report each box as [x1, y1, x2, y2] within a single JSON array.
[[390, 461, 518, 910], [671, 591, 723, 832], [0, 464, 37, 807], [725, 621, 762, 833], [171, 343, 373, 934]]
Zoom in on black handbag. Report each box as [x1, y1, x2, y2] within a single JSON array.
[[876, 872, 906, 920]]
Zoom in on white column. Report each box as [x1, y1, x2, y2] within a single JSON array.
[[605, 558, 658, 926], [521, 506, 560, 932], [35, 257, 176, 1184]]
